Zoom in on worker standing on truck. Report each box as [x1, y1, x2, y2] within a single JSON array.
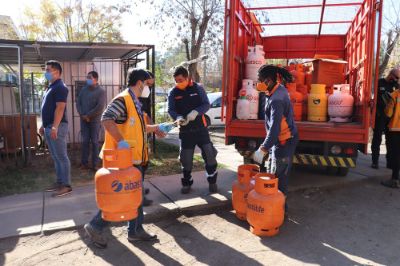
[[381, 86, 400, 188], [168, 66, 218, 194], [371, 68, 400, 169], [253, 65, 298, 200]]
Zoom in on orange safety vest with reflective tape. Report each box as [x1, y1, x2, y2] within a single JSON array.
[[385, 89, 400, 132], [100, 89, 148, 165]]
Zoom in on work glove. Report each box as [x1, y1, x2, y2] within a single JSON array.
[[175, 116, 187, 126], [253, 147, 268, 164], [117, 140, 130, 149], [186, 110, 199, 122], [158, 122, 175, 133]]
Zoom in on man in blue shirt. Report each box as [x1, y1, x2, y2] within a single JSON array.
[[76, 71, 106, 170], [40, 60, 72, 197], [253, 65, 298, 199], [168, 66, 218, 194]]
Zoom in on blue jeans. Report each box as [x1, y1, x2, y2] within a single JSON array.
[[80, 119, 101, 167], [89, 166, 144, 235], [44, 122, 71, 186]]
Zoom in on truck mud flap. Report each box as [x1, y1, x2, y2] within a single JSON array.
[[293, 154, 356, 168]]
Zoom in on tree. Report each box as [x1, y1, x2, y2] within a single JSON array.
[[379, 0, 400, 76], [19, 0, 130, 43], [141, 0, 224, 82]]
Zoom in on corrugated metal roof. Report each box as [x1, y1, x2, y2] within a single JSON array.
[[0, 39, 154, 65], [242, 0, 363, 36]]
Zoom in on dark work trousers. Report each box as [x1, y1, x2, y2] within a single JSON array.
[[266, 135, 299, 195], [80, 119, 101, 167], [387, 132, 400, 180], [371, 112, 391, 166], [179, 129, 218, 186]]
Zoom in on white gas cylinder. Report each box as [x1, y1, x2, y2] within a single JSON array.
[[245, 45, 265, 82], [328, 85, 354, 122], [236, 79, 259, 120], [236, 89, 250, 120]]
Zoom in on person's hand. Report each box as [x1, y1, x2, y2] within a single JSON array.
[[117, 140, 130, 149], [158, 122, 174, 133], [253, 147, 268, 164], [186, 110, 199, 122], [39, 126, 44, 136], [50, 126, 58, 140], [82, 115, 90, 122], [155, 129, 167, 138], [175, 116, 186, 126]]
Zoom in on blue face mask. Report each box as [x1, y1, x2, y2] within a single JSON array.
[[86, 79, 93, 86], [44, 72, 52, 81]]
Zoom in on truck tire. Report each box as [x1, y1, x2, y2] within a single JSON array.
[[336, 167, 350, 177], [327, 166, 350, 176]]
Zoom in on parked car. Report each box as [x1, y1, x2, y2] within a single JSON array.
[[206, 92, 225, 126]]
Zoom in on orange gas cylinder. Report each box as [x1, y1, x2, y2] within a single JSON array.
[[295, 64, 305, 86], [246, 173, 285, 237], [232, 164, 260, 220], [305, 72, 312, 91], [286, 83, 303, 121], [95, 149, 142, 222]]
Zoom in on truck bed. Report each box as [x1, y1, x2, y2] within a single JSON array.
[[225, 119, 367, 144]]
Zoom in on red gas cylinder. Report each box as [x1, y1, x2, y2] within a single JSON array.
[[232, 164, 260, 220], [246, 173, 285, 237], [286, 83, 303, 121], [95, 149, 142, 222], [295, 64, 305, 87]]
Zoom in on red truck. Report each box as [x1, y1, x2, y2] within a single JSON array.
[[222, 0, 383, 175]]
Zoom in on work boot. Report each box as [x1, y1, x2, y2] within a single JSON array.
[[128, 229, 157, 242], [45, 182, 61, 192], [52, 185, 72, 197], [371, 163, 379, 169], [381, 179, 400, 189], [84, 223, 107, 248], [209, 183, 218, 193], [181, 185, 191, 194], [142, 196, 153, 206]]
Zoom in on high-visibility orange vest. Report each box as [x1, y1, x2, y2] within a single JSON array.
[[100, 89, 148, 165]]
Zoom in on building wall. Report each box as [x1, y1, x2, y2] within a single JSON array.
[[60, 60, 122, 143]]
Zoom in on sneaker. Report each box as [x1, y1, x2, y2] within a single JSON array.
[[209, 183, 218, 193], [142, 196, 153, 207], [51, 186, 72, 197], [127, 229, 157, 242], [84, 223, 107, 248], [371, 163, 379, 169], [45, 183, 61, 192], [181, 185, 191, 194], [381, 179, 400, 189]]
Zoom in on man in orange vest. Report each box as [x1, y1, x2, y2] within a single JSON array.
[[253, 65, 298, 202], [382, 87, 400, 188], [84, 69, 171, 248]]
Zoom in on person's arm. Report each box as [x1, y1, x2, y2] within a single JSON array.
[[261, 100, 284, 151], [87, 88, 106, 119], [167, 90, 179, 120], [50, 86, 68, 139], [101, 97, 126, 143], [194, 85, 210, 114]]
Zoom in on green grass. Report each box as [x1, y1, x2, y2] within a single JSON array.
[[0, 140, 214, 197]]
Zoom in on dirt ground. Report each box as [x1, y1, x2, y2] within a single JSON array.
[[1, 176, 399, 266]]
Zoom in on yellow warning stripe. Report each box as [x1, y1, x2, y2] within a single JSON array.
[[292, 154, 356, 168]]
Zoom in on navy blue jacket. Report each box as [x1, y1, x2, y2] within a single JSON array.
[[168, 82, 210, 132], [262, 84, 298, 157]]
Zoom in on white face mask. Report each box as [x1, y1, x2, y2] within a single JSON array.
[[141, 85, 150, 98]]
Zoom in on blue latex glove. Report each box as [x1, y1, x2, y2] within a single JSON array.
[[158, 122, 175, 133], [117, 140, 130, 149]]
